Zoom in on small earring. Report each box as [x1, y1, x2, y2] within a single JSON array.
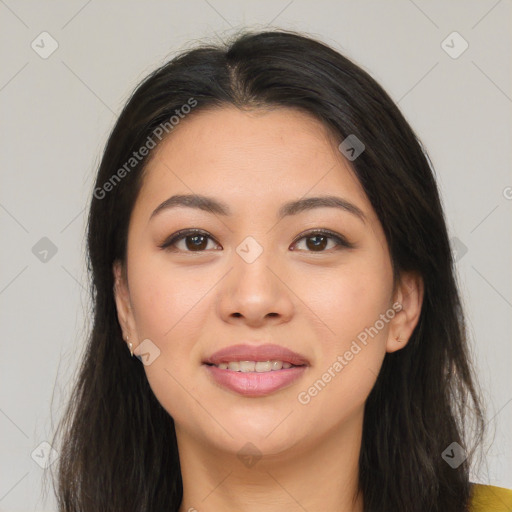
[[126, 335, 134, 357]]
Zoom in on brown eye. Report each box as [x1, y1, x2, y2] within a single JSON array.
[[183, 234, 209, 251], [291, 230, 353, 252], [159, 229, 221, 252], [310, 235, 329, 250]]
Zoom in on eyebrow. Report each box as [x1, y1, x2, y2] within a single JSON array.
[[149, 194, 367, 223]]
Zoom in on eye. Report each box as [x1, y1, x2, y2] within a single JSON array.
[[158, 229, 221, 252], [290, 229, 353, 252], [159, 228, 353, 253]]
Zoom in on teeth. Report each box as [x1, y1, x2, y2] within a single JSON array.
[[255, 361, 271, 372], [215, 360, 296, 372], [240, 361, 255, 372]]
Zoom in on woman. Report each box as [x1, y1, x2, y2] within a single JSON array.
[[48, 30, 512, 511]]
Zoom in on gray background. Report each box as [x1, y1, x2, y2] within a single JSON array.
[[0, 1, 511, 510]]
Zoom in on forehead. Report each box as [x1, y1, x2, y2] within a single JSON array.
[[149, 105, 340, 167], [135, 106, 373, 221]]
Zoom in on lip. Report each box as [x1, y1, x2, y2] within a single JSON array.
[[204, 364, 308, 397], [202, 343, 309, 397], [203, 343, 309, 366]]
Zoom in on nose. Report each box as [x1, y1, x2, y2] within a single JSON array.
[[216, 243, 295, 328]]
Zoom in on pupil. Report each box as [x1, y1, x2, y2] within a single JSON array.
[[187, 235, 207, 251], [307, 235, 327, 251]]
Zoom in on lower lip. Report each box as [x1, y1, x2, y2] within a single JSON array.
[[203, 364, 307, 397]]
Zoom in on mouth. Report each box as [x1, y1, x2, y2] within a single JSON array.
[[202, 344, 309, 396], [203, 360, 305, 372], [203, 343, 309, 367]]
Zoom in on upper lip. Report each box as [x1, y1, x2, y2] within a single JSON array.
[[203, 343, 309, 366]]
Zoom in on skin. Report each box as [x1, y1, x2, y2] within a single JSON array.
[[113, 106, 423, 512]]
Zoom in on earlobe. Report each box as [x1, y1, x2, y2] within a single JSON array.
[[386, 271, 424, 353], [112, 260, 135, 340]]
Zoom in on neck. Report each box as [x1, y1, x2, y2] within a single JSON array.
[[176, 410, 365, 512]]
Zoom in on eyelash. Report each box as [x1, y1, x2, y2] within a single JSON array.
[[158, 228, 353, 253]]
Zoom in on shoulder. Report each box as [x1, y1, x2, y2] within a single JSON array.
[[470, 483, 512, 511]]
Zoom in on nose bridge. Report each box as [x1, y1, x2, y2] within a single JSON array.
[[232, 233, 278, 296], [217, 233, 294, 323]]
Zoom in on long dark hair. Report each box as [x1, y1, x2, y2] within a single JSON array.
[[47, 29, 486, 511]]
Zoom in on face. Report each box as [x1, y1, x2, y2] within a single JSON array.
[[114, 106, 422, 458]]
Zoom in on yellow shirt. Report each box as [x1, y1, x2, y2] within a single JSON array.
[[471, 483, 512, 511]]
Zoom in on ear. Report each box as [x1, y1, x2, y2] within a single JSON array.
[[386, 271, 424, 353], [113, 259, 138, 344]]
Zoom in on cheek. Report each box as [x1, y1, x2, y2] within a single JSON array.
[[296, 247, 393, 407], [129, 252, 210, 341], [126, 260, 216, 417], [306, 253, 393, 347], [127, 259, 211, 417], [295, 276, 390, 426]]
